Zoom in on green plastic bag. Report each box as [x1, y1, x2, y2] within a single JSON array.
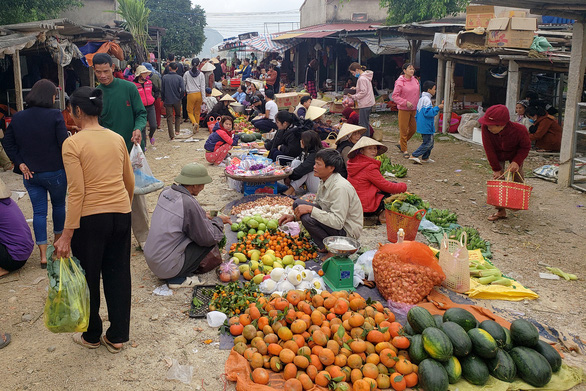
[[530, 36, 553, 52], [44, 256, 90, 333]]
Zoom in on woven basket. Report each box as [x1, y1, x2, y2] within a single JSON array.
[[385, 209, 426, 243], [486, 171, 532, 210]]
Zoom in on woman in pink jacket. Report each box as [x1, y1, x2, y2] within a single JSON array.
[[348, 63, 375, 136], [392, 63, 420, 158]]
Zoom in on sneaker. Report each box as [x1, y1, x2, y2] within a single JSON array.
[[422, 158, 435, 163], [150, 137, 155, 145], [168, 275, 201, 289], [409, 156, 422, 164]]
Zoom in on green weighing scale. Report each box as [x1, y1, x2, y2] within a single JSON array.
[[321, 236, 360, 292]]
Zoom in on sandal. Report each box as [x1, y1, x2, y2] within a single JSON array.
[[0, 333, 11, 349], [487, 213, 507, 221], [40, 261, 48, 269], [100, 335, 122, 353], [73, 333, 100, 349], [403, 153, 411, 159]]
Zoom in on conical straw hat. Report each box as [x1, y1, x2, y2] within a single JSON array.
[[305, 106, 326, 121], [335, 123, 366, 144], [220, 94, 235, 102], [347, 137, 388, 159]]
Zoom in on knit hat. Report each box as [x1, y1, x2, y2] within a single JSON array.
[[0, 178, 11, 199], [305, 106, 326, 121], [175, 163, 212, 185], [335, 123, 366, 144], [347, 137, 388, 159], [516, 100, 529, 108], [478, 104, 510, 126], [341, 107, 354, 119], [134, 65, 151, 77], [205, 87, 212, 94]]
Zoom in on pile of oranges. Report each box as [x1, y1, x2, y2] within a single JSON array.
[[229, 289, 419, 391], [229, 231, 319, 262]]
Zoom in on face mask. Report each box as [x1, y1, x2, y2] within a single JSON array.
[[355, 73, 359, 78], [528, 119, 535, 124]]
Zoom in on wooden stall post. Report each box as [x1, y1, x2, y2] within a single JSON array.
[[442, 61, 454, 134], [57, 64, 65, 111], [334, 51, 338, 93], [12, 50, 23, 112], [558, 21, 586, 187], [505, 60, 520, 119], [435, 59, 446, 132]]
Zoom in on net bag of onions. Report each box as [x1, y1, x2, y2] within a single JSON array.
[[372, 241, 445, 304]]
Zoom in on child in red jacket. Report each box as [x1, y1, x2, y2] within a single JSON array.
[[347, 137, 407, 223], [204, 116, 239, 165]]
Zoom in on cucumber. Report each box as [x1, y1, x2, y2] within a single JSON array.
[[418, 358, 449, 391], [461, 354, 490, 386], [510, 319, 539, 348], [532, 340, 562, 372], [487, 348, 517, 382], [407, 307, 436, 334], [440, 321, 472, 357], [510, 346, 553, 387], [468, 328, 498, 359], [422, 327, 453, 362], [443, 308, 478, 332], [479, 320, 507, 348]]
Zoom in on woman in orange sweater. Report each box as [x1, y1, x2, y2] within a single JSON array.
[[54, 87, 134, 354]]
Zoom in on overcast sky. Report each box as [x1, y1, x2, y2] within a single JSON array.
[[193, 0, 305, 37]]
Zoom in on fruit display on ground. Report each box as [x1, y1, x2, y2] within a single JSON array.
[[201, 281, 262, 316], [403, 306, 563, 390], [229, 289, 419, 390]]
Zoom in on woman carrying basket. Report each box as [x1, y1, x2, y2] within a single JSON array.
[[479, 105, 530, 221]]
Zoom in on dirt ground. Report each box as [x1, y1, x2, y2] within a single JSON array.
[[1, 112, 585, 390]]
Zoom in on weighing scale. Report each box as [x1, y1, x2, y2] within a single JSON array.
[[321, 236, 360, 292]]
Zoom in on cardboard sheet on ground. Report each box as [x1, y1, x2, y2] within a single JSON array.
[[466, 249, 538, 301]]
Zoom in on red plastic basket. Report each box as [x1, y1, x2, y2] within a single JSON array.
[[385, 209, 426, 243], [486, 171, 532, 210]]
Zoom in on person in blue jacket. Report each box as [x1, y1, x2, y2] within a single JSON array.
[[409, 81, 444, 164], [240, 58, 252, 81]]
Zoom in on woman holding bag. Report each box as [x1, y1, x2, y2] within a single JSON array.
[[392, 63, 420, 158], [479, 105, 530, 221], [54, 87, 134, 353]]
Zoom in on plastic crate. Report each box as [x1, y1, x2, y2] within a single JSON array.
[[189, 284, 216, 318]]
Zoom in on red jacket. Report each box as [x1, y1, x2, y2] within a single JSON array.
[[482, 121, 531, 172], [133, 79, 155, 107], [530, 115, 562, 152], [347, 153, 407, 213]]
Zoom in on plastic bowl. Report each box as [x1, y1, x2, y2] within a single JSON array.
[[323, 236, 360, 256]]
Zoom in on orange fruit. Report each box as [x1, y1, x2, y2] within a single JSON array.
[[366, 330, 385, 344], [404, 372, 418, 387], [333, 299, 349, 315], [230, 323, 244, 336], [293, 355, 310, 369], [349, 340, 367, 353], [380, 348, 397, 368], [352, 379, 371, 391], [251, 368, 269, 384], [376, 373, 391, 389], [395, 359, 413, 375], [279, 348, 296, 364], [365, 353, 380, 365], [268, 343, 282, 356], [278, 327, 293, 341], [306, 364, 319, 381], [239, 313, 251, 326], [350, 368, 363, 383], [390, 372, 407, 391], [291, 319, 307, 334], [312, 329, 328, 346], [362, 363, 379, 379], [297, 373, 314, 390], [318, 348, 335, 366], [348, 313, 365, 328], [315, 371, 331, 387], [270, 356, 283, 372], [347, 354, 363, 369], [283, 363, 298, 380], [284, 378, 303, 391]]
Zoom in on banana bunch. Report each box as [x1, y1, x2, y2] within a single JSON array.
[[546, 267, 578, 280], [469, 260, 512, 286], [426, 209, 458, 228], [449, 226, 488, 253]]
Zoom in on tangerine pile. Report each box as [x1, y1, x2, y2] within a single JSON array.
[[230, 231, 319, 262], [229, 290, 419, 391]]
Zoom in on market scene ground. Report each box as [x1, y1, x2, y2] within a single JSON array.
[[0, 112, 585, 390]]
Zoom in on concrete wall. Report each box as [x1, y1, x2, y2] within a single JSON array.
[[60, 0, 119, 27], [300, 0, 327, 28], [300, 0, 387, 27]]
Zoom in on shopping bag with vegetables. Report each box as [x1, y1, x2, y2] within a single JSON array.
[[130, 144, 164, 195], [44, 256, 90, 333]]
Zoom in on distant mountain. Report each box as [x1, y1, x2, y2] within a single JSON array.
[[197, 28, 224, 59]]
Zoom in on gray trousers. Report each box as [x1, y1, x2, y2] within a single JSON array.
[[131, 194, 149, 245], [293, 199, 346, 250], [358, 107, 372, 136], [165, 101, 182, 138]]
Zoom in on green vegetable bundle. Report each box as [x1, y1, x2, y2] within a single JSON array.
[[427, 209, 458, 228], [376, 154, 407, 178], [449, 226, 488, 253]]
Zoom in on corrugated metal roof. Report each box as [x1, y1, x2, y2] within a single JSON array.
[[273, 23, 377, 40], [298, 31, 337, 38]]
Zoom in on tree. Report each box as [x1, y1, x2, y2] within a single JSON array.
[[379, 0, 470, 24], [0, 0, 82, 25], [111, 0, 151, 63], [146, 0, 206, 57]]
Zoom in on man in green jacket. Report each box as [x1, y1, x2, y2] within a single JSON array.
[[93, 53, 150, 248]]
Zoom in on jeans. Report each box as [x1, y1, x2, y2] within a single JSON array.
[[411, 134, 435, 160], [252, 118, 278, 133], [23, 169, 67, 244], [71, 212, 132, 344]]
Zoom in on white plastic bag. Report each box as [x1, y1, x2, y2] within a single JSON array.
[[130, 144, 164, 195], [354, 250, 376, 287], [166, 358, 193, 384], [206, 311, 227, 327]]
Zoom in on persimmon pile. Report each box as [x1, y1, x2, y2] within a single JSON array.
[[230, 231, 319, 263], [229, 289, 420, 391]]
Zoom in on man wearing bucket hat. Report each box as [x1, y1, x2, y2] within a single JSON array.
[[133, 65, 158, 146], [479, 104, 531, 221], [144, 163, 231, 288], [0, 178, 34, 277], [335, 123, 367, 162], [347, 137, 407, 223]]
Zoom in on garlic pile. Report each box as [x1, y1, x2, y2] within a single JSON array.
[[259, 264, 325, 296], [236, 204, 293, 222]]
